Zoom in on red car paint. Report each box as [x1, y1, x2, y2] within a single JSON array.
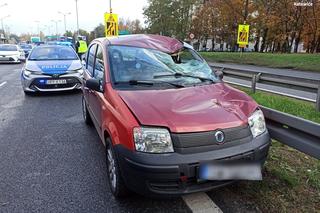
[[84, 35, 258, 151], [118, 83, 258, 133]]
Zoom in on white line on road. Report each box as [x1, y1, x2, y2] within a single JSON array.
[[182, 192, 223, 213], [0, 81, 7, 87]]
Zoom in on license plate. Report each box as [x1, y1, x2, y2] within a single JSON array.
[[46, 79, 67, 85], [198, 162, 262, 181]]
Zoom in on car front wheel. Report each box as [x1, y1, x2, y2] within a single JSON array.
[[106, 138, 130, 198]]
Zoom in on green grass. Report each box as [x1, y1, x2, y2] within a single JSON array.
[[237, 86, 320, 123], [200, 52, 320, 72]]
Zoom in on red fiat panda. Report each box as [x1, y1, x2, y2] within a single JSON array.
[[81, 34, 270, 198]]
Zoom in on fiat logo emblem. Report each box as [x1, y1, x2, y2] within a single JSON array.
[[215, 131, 225, 144]]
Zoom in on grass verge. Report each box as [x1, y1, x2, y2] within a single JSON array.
[[200, 52, 320, 72], [237, 86, 320, 123]]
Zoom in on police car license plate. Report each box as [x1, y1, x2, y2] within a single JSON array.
[[46, 79, 67, 85]]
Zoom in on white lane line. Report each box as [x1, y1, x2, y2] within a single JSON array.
[[0, 81, 7, 87], [182, 192, 223, 213]]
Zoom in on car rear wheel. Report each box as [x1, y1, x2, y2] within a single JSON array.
[[82, 96, 92, 125], [106, 138, 130, 198]]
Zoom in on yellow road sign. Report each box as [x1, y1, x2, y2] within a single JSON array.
[[105, 13, 118, 37], [237, 24, 250, 46]]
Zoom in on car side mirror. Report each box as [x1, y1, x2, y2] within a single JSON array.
[[85, 78, 102, 92], [215, 70, 224, 80]]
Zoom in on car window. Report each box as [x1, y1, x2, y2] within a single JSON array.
[[94, 45, 105, 81], [87, 44, 96, 76], [29, 46, 78, 60], [0, 45, 17, 51], [108, 45, 216, 84]]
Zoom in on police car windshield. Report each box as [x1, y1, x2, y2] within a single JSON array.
[[29, 46, 78, 61]]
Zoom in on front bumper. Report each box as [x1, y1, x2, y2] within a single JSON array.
[[0, 55, 22, 63], [21, 72, 83, 92], [115, 131, 270, 197]]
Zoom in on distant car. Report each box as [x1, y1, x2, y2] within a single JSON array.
[[0, 44, 25, 63], [19, 44, 33, 58], [21, 45, 83, 94]]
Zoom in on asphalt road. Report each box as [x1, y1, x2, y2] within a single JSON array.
[[0, 64, 190, 213]]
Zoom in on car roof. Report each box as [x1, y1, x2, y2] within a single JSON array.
[[95, 34, 184, 53], [33, 45, 72, 49]]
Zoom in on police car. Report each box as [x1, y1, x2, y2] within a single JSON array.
[[21, 45, 83, 94]]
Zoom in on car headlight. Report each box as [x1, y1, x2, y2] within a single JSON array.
[[23, 69, 31, 77], [133, 127, 174, 153], [248, 109, 266, 138], [23, 69, 42, 77], [68, 68, 83, 75]]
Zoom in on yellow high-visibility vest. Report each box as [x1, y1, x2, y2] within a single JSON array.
[[78, 40, 88, 53]]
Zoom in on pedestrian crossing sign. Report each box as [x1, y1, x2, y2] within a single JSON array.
[[237, 24, 250, 46], [105, 13, 118, 37]]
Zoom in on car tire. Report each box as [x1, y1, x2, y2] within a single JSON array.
[[24, 91, 33, 96], [82, 96, 93, 125], [105, 138, 130, 198]]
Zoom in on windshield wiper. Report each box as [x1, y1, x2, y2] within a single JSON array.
[[154, 72, 214, 83], [115, 80, 185, 88]]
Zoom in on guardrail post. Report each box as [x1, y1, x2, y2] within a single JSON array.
[[316, 84, 320, 111], [251, 73, 261, 93]]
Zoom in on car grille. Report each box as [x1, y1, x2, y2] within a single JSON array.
[[171, 125, 253, 154], [31, 77, 81, 90]]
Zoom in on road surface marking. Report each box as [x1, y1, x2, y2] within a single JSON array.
[[182, 192, 223, 213], [0, 81, 7, 87]]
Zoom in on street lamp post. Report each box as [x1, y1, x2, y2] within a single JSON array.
[[51, 20, 61, 36], [0, 3, 8, 8], [58, 11, 71, 35], [75, 0, 80, 36]]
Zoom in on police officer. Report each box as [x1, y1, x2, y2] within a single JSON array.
[[76, 36, 88, 59]]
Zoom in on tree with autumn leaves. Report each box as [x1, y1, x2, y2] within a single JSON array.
[[143, 0, 320, 53]]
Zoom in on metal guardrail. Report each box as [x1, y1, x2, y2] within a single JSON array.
[[261, 106, 320, 159], [211, 65, 320, 111]]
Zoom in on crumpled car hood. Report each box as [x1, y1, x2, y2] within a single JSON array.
[[118, 83, 258, 133]]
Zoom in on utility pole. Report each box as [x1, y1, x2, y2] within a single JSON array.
[[75, 0, 80, 36], [58, 11, 71, 35]]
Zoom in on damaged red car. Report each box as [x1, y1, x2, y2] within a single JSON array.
[[81, 34, 270, 198]]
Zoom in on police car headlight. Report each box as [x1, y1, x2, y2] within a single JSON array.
[[23, 69, 31, 77], [248, 109, 266, 138], [133, 127, 174, 153], [23, 69, 42, 77]]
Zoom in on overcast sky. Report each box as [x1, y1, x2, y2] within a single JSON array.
[[0, 0, 148, 35]]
